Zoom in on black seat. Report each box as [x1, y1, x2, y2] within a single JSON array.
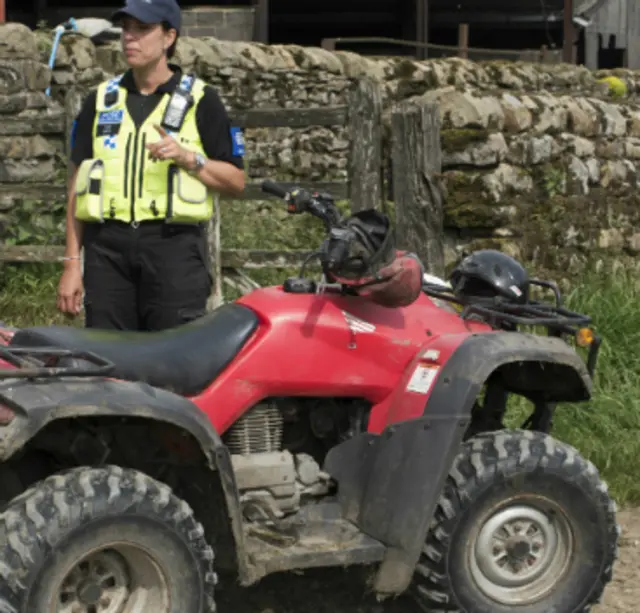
[[9, 303, 259, 396]]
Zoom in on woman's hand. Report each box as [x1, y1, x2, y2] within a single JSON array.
[[146, 124, 245, 196], [146, 124, 194, 169], [57, 261, 84, 316]]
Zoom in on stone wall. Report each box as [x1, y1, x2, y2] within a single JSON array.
[[0, 24, 69, 249], [3, 21, 640, 277]]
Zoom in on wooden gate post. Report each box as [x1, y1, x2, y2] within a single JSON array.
[[390, 99, 445, 277], [347, 78, 383, 213], [206, 194, 223, 311]]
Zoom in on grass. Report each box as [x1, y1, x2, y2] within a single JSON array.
[[503, 267, 640, 507], [0, 263, 639, 507]]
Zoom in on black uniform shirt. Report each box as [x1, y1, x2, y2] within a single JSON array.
[[70, 64, 244, 170]]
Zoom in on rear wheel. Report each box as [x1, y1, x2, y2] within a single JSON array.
[[0, 465, 217, 613], [411, 429, 619, 613]]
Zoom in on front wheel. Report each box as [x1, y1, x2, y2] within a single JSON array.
[[411, 430, 619, 613], [0, 465, 217, 613]]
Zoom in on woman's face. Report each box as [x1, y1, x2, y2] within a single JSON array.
[[120, 16, 176, 68]]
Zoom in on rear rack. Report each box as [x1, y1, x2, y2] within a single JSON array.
[[423, 279, 602, 377], [0, 346, 115, 379]]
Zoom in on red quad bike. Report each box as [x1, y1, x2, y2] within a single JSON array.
[[0, 180, 618, 613]]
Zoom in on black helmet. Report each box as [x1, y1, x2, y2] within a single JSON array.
[[449, 249, 529, 304], [322, 209, 395, 285]]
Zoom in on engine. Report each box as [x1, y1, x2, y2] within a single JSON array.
[[224, 399, 368, 522]]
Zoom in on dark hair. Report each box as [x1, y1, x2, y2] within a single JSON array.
[[162, 21, 179, 59]]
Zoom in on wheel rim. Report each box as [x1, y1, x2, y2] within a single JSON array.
[[54, 543, 170, 613], [468, 501, 574, 606]]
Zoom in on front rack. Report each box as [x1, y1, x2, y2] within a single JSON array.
[[422, 279, 602, 377], [0, 346, 115, 380], [459, 300, 592, 329]]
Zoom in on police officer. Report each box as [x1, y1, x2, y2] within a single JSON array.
[[57, 0, 245, 331]]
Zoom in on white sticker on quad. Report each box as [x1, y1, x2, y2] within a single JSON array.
[[406, 364, 440, 395]]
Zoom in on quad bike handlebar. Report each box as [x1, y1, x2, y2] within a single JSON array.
[[261, 180, 343, 231], [261, 180, 355, 278]]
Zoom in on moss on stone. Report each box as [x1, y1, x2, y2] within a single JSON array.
[[462, 237, 521, 256], [445, 202, 505, 228], [3, 197, 66, 247], [598, 75, 628, 98], [529, 163, 566, 198], [442, 171, 506, 228], [512, 188, 640, 273], [35, 32, 52, 60], [441, 128, 490, 153], [443, 170, 481, 191], [439, 161, 640, 279]]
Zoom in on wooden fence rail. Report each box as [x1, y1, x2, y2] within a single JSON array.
[[0, 245, 312, 269], [320, 35, 564, 65], [0, 181, 350, 203]]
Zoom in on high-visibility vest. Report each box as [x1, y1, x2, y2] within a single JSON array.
[[74, 72, 213, 224]]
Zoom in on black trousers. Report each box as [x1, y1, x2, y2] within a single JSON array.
[[82, 220, 213, 331]]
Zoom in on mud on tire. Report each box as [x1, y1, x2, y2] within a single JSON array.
[[0, 465, 217, 613], [411, 429, 619, 613]]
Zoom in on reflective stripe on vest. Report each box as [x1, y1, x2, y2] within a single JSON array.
[[74, 74, 213, 224]]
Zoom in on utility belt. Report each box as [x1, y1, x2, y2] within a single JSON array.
[[74, 158, 213, 225], [85, 219, 204, 230], [84, 219, 206, 239]]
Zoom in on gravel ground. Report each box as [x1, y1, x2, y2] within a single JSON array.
[[594, 508, 640, 613], [216, 507, 639, 613]]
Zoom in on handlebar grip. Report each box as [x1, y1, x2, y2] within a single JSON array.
[[261, 180, 289, 199]]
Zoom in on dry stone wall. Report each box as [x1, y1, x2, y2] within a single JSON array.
[[3, 21, 640, 275]]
